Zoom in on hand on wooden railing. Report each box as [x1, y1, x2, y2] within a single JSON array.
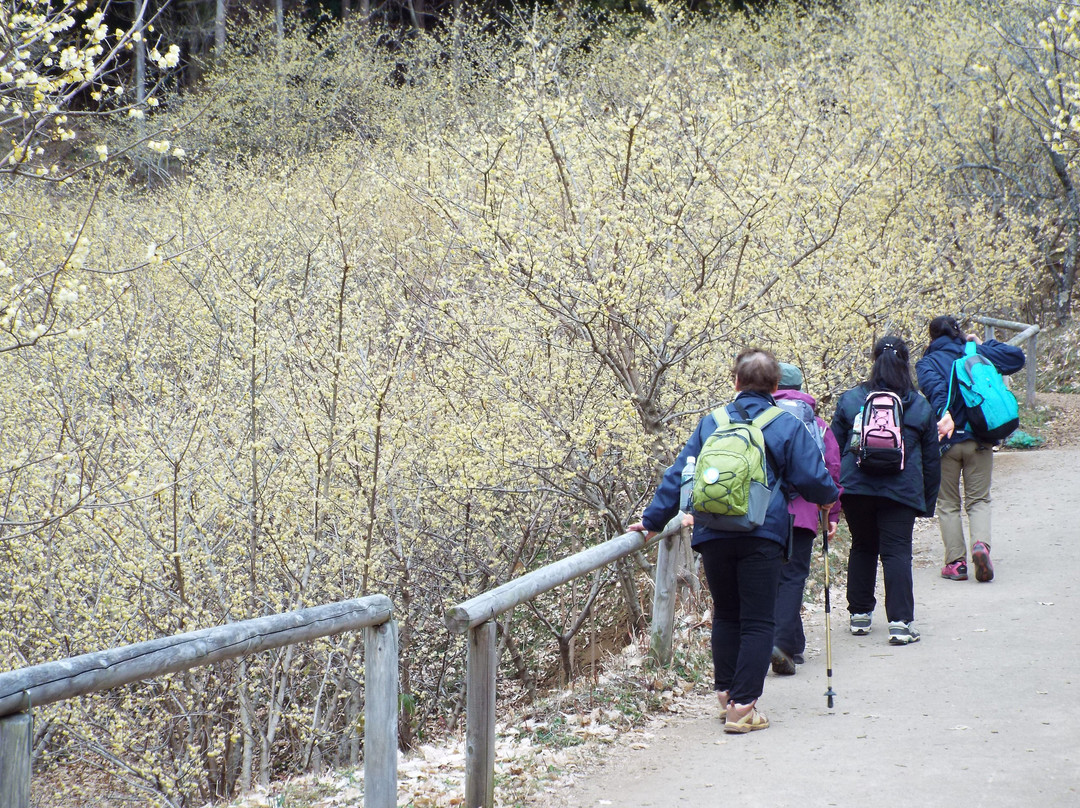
[[628, 511, 692, 540], [625, 521, 655, 540]]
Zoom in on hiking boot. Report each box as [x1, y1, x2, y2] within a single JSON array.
[[849, 613, 872, 635], [888, 621, 921, 645], [941, 559, 968, 580], [770, 646, 796, 676], [724, 701, 770, 734], [972, 542, 994, 582]]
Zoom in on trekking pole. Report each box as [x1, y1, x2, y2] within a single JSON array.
[[821, 509, 837, 709]]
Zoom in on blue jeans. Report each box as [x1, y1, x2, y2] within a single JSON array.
[[842, 495, 917, 623], [774, 527, 816, 657], [698, 536, 784, 705]]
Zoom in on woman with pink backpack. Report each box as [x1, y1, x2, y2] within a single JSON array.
[[829, 337, 941, 645]]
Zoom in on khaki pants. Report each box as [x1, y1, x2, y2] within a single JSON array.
[[937, 440, 994, 565]]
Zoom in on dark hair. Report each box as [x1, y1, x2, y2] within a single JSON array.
[[928, 315, 965, 342], [867, 336, 913, 394], [733, 348, 781, 393]]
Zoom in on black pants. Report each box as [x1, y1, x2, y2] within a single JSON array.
[[774, 527, 816, 656], [698, 536, 784, 705], [842, 494, 917, 624]]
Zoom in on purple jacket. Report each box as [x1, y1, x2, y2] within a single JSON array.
[[774, 389, 842, 532]]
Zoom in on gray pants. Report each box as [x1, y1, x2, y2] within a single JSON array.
[[938, 439, 994, 564]]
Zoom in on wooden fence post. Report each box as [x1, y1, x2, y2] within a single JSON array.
[[465, 621, 497, 808], [1025, 331, 1038, 407], [364, 619, 399, 808], [0, 712, 32, 808], [648, 530, 680, 667]]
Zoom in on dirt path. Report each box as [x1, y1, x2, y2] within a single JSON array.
[[537, 397, 1080, 808]]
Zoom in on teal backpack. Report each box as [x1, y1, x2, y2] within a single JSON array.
[[692, 403, 783, 531], [947, 341, 1020, 442]]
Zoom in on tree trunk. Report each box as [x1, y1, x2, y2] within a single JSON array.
[[408, 0, 426, 31], [1045, 146, 1078, 324], [134, 16, 146, 106], [215, 0, 227, 55], [238, 662, 254, 792], [1057, 251, 1077, 324], [617, 558, 645, 631]]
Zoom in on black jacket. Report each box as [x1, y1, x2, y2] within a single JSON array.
[[829, 385, 941, 517], [915, 336, 1026, 450]]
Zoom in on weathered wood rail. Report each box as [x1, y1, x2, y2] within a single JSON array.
[[0, 596, 398, 808], [974, 315, 1040, 407], [444, 514, 685, 808]]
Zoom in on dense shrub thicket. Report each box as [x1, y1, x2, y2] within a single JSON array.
[[1, 1, 1073, 804]]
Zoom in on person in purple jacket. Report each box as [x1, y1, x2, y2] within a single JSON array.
[[628, 349, 838, 733], [769, 363, 843, 676], [915, 316, 1026, 582]]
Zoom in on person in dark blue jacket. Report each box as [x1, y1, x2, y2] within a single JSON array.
[[830, 336, 940, 646], [915, 316, 1025, 583], [629, 348, 838, 734]]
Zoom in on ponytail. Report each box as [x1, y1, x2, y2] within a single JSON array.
[[867, 336, 913, 394]]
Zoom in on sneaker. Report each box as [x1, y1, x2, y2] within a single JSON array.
[[849, 613, 872, 635], [724, 702, 770, 734], [717, 691, 729, 720], [972, 542, 994, 582], [770, 646, 796, 676], [792, 653, 805, 665], [941, 559, 968, 580], [888, 621, 921, 645]]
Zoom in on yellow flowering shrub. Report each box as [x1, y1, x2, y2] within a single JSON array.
[[0, 2, 1056, 805]]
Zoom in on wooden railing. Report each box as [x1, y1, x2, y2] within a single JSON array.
[[444, 514, 685, 808], [974, 315, 1040, 407], [0, 596, 399, 808]]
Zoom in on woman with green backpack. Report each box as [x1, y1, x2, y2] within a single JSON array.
[[915, 316, 1026, 583], [628, 349, 838, 733]]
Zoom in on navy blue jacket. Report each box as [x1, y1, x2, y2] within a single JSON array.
[[915, 336, 1026, 451], [641, 391, 840, 549], [829, 385, 941, 517]]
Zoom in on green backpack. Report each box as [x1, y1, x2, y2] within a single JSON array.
[[692, 403, 783, 531]]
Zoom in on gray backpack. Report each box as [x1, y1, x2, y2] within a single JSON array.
[[775, 397, 826, 460]]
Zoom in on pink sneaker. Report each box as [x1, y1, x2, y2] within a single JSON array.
[[972, 542, 994, 582], [941, 559, 968, 580]]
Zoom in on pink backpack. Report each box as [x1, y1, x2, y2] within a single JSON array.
[[856, 390, 905, 475]]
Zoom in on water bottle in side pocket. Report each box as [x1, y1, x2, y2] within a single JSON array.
[[680, 455, 697, 512]]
